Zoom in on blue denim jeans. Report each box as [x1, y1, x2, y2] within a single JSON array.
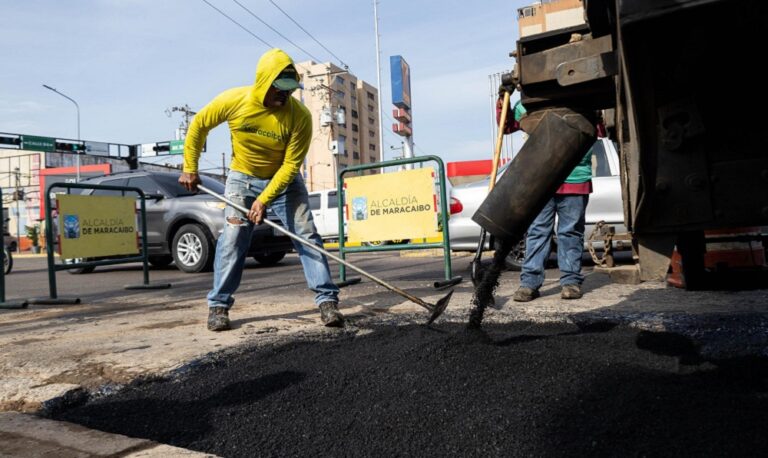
[[207, 171, 339, 309], [520, 194, 589, 290]]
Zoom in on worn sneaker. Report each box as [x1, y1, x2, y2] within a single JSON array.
[[207, 306, 231, 331], [319, 301, 345, 327], [561, 284, 583, 299], [512, 287, 540, 302]]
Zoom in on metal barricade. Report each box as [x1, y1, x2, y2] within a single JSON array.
[[33, 182, 171, 305], [337, 155, 461, 289]]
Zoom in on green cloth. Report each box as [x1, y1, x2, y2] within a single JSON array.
[[512, 100, 526, 122], [565, 148, 593, 184]]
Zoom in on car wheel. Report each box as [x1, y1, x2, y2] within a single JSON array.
[[172, 224, 214, 273], [148, 255, 173, 267], [65, 258, 96, 274], [364, 240, 385, 247], [3, 248, 12, 274], [505, 237, 527, 271], [253, 251, 286, 266]]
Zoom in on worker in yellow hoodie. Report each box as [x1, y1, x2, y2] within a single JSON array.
[[179, 48, 343, 331]]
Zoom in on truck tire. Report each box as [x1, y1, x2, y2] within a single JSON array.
[[172, 224, 214, 273], [66, 259, 96, 275], [253, 251, 286, 266]]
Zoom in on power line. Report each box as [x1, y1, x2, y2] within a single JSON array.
[[231, 0, 324, 63], [268, 0, 349, 69], [199, 0, 273, 48]]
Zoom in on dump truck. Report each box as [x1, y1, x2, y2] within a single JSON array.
[[474, 0, 767, 290]]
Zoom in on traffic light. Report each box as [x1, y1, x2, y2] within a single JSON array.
[[55, 142, 85, 153], [153, 143, 171, 153]]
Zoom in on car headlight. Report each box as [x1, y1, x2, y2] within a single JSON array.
[[204, 201, 227, 209]]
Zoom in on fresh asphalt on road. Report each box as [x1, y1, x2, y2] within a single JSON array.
[[51, 321, 767, 457], [9, 254, 764, 456]]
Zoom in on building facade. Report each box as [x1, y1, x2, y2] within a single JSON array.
[[517, 0, 585, 37], [294, 61, 380, 192]]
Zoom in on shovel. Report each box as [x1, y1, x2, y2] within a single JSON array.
[[197, 184, 454, 325], [470, 89, 511, 287]]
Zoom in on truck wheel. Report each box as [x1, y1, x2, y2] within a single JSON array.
[[172, 224, 214, 273], [148, 255, 173, 267], [65, 258, 96, 274], [253, 251, 286, 266], [505, 238, 526, 271], [677, 231, 706, 290]]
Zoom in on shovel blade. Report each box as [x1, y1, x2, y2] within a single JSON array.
[[426, 289, 454, 325]]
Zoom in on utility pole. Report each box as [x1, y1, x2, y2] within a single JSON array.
[[165, 104, 197, 140]]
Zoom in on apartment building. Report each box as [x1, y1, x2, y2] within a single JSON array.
[[517, 0, 585, 37], [294, 61, 380, 192]]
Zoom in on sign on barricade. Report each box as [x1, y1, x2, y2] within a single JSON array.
[[345, 168, 441, 243], [57, 195, 139, 258]]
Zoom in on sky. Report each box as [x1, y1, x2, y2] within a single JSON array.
[[1, 0, 529, 173]]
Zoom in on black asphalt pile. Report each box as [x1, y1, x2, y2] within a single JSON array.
[[52, 322, 768, 457]]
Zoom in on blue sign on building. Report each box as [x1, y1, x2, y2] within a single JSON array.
[[390, 55, 411, 110]]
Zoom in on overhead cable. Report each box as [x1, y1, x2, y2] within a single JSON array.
[[231, 0, 324, 63], [268, 0, 349, 69], [200, 0, 273, 48]]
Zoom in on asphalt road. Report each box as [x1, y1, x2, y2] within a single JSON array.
[[3, 250, 630, 305], [52, 321, 768, 457], [10, 252, 767, 456]]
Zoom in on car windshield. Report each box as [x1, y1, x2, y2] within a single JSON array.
[[153, 174, 225, 197]]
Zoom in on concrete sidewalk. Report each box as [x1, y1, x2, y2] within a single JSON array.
[[0, 412, 215, 457]]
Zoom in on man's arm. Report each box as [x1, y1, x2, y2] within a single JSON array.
[[179, 91, 235, 191]]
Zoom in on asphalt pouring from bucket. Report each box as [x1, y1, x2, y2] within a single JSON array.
[[50, 321, 768, 457]]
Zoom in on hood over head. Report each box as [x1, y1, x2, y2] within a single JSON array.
[[251, 48, 301, 106]]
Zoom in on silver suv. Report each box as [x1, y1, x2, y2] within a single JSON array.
[[72, 170, 293, 273]]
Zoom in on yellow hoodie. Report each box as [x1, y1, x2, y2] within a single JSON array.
[[183, 48, 312, 205]]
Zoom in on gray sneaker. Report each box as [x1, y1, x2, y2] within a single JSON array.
[[319, 301, 345, 327], [561, 284, 583, 299], [513, 287, 540, 302], [207, 306, 231, 331]]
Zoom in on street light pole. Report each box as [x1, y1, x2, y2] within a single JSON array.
[[42, 84, 81, 182]]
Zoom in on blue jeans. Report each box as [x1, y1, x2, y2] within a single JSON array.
[[207, 171, 339, 309], [520, 194, 589, 290]]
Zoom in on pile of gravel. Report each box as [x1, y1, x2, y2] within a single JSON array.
[[52, 322, 768, 457]]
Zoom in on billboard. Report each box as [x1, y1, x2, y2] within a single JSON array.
[[390, 55, 412, 110]]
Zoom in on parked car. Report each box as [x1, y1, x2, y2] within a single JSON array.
[[448, 138, 627, 269], [308, 189, 341, 242], [66, 170, 294, 273]]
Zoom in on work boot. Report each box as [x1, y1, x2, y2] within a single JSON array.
[[513, 287, 540, 302], [561, 284, 583, 299], [319, 301, 345, 327], [207, 306, 231, 332]]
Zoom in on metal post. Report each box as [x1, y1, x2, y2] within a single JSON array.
[[373, 0, 385, 167], [42, 84, 81, 182], [14, 168, 21, 254]]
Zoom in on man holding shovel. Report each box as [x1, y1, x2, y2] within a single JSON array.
[[179, 48, 344, 331]]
